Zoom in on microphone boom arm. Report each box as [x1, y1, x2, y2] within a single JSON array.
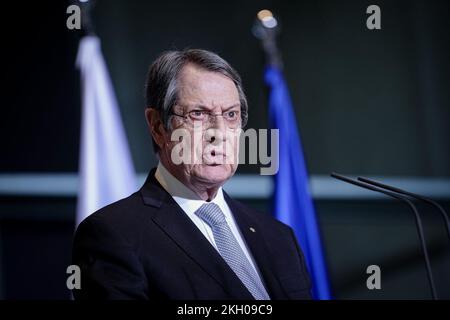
[[330, 172, 438, 300]]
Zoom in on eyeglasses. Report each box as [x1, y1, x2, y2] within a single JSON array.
[[170, 109, 243, 128]]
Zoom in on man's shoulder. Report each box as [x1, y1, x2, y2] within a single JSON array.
[[86, 190, 143, 218], [76, 191, 150, 241]]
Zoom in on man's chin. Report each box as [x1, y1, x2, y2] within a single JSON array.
[[194, 164, 234, 184]]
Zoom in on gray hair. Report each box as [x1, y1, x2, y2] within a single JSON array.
[[145, 49, 248, 152]]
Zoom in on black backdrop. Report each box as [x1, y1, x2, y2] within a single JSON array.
[[2, 0, 449, 176]]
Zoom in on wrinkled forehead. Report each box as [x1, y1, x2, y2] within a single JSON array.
[[176, 64, 240, 112]]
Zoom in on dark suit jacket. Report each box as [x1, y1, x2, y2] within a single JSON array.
[[72, 169, 312, 300]]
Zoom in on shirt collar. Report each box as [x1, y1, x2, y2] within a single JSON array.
[[155, 162, 229, 217]]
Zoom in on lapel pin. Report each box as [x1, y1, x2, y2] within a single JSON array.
[[249, 227, 256, 233]]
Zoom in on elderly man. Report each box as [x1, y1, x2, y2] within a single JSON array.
[[72, 49, 312, 300]]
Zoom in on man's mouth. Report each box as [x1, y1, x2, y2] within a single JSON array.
[[202, 149, 226, 165]]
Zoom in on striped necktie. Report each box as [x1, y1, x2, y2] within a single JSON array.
[[195, 202, 270, 300]]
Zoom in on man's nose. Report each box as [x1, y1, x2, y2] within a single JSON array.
[[206, 116, 226, 143]]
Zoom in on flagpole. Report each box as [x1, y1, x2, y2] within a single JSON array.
[[75, 0, 96, 35], [252, 9, 283, 69]]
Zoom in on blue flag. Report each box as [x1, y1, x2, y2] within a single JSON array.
[[265, 66, 332, 299]]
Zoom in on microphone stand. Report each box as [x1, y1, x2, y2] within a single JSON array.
[[357, 176, 450, 250], [331, 172, 438, 300]]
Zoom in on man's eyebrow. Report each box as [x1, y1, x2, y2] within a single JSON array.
[[223, 104, 241, 111], [189, 105, 211, 110], [188, 103, 241, 111]]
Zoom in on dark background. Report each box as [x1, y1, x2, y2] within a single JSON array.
[[0, 0, 449, 299]]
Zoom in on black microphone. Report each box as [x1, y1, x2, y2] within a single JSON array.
[[330, 172, 438, 300], [357, 176, 450, 248]]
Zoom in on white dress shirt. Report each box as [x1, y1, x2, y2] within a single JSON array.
[[154, 162, 262, 277]]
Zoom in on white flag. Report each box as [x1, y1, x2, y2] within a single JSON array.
[[76, 36, 136, 226]]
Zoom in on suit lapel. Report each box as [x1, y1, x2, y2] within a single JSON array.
[[139, 171, 254, 300], [224, 192, 289, 300]]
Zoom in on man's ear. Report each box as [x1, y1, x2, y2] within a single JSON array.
[[145, 108, 167, 149]]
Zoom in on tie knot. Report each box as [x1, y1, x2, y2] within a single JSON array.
[[195, 203, 227, 227]]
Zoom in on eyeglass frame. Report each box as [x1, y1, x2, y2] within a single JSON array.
[[169, 106, 245, 128]]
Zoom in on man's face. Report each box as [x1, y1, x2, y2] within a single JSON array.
[[160, 64, 241, 189]]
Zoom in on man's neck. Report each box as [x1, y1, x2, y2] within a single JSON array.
[[155, 161, 221, 201]]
